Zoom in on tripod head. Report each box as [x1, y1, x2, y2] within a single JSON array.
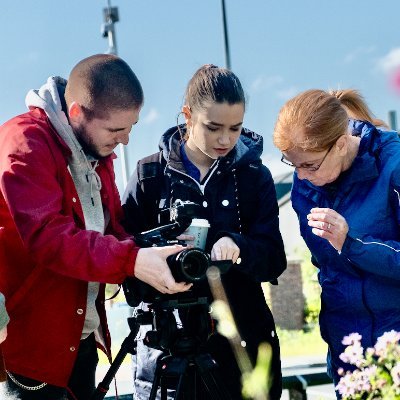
[[136, 293, 213, 356]]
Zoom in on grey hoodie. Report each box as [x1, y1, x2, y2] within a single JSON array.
[[0, 293, 9, 331], [25, 76, 103, 339]]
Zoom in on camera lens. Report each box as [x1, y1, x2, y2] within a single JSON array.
[[167, 248, 210, 282]]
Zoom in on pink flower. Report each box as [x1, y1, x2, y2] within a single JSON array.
[[336, 372, 357, 397], [342, 333, 362, 346], [339, 342, 364, 366], [374, 330, 400, 356], [337, 331, 400, 399], [391, 363, 400, 387]]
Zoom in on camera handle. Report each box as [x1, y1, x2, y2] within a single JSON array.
[[91, 316, 142, 400]]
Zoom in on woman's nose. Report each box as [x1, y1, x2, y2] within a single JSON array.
[[296, 168, 308, 180], [218, 133, 230, 145]]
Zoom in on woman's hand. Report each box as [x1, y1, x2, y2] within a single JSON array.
[[176, 233, 195, 247], [307, 207, 349, 252], [211, 236, 240, 263]]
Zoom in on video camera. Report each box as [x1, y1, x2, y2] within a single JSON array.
[[123, 200, 231, 308]]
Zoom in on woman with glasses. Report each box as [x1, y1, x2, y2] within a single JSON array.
[[273, 89, 400, 396]]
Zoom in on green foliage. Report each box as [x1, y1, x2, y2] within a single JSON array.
[[296, 246, 321, 328], [278, 325, 327, 357]]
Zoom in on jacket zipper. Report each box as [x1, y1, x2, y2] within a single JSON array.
[[167, 159, 220, 195]]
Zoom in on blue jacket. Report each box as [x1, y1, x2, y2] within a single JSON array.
[[291, 120, 400, 383]]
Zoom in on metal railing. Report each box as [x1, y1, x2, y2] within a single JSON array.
[[104, 365, 333, 400], [283, 367, 332, 400]]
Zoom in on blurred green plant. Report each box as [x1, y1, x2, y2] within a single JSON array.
[[207, 266, 270, 400], [242, 343, 272, 400], [278, 326, 327, 357], [296, 246, 321, 329]]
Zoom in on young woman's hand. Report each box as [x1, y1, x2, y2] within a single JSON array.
[[176, 232, 195, 247], [307, 207, 349, 252], [211, 236, 240, 263]]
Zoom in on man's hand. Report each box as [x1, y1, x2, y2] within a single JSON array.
[[211, 236, 240, 264], [134, 245, 192, 294], [0, 327, 7, 344]]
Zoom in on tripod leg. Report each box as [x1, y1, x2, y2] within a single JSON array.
[[149, 360, 163, 400], [150, 355, 192, 400], [194, 354, 232, 400], [174, 362, 199, 400], [91, 324, 140, 400]]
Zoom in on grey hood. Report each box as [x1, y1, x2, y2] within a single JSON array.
[[25, 76, 104, 233]]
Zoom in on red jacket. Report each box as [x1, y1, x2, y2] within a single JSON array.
[[0, 108, 139, 386]]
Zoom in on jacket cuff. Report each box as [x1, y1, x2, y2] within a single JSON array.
[[340, 228, 363, 257], [128, 243, 141, 277]]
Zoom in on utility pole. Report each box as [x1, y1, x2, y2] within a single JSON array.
[[221, 0, 231, 70], [388, 110, 398, 131], [101, 1, 130, 188], [102, 0, 119, 55]]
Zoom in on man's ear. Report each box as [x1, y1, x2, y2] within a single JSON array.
[[68, 102, 84, 124], [182, 105, 192, 126]]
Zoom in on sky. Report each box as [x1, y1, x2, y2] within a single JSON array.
[[1, 0, 400, 193]]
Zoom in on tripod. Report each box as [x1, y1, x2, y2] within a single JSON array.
[[149, 337, 231, 400], [92, 296, 232, 400], [146, 297, 232, 400]]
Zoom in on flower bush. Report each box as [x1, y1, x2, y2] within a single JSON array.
[[336, 330, 400, 399]]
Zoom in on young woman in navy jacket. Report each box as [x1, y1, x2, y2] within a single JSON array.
[[123, 64, 286, 400]]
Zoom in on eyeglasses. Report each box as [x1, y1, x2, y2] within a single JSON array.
[[281, 143, 334, 172]]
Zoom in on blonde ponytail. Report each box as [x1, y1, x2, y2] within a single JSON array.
[[329, 89, 388, 128]]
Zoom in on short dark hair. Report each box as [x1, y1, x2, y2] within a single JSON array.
[[184, 64, 245, 112], [65, 54, 144, 120]]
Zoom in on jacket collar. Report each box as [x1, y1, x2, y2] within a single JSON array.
[[159, 125, 263, 173], [296, 120, 397, 198]]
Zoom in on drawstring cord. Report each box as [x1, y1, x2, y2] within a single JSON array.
[[81, 149, 102, 206]]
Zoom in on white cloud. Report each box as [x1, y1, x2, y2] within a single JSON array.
[[250, 75, 284, 93], [376, 47, 400, 73], [250, 75, 298, 101], [142, 108, 160, 125], [276, 86, 299, 101], [342, 46, 376, 64]]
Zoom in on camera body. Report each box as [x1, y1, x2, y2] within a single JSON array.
[[123, 200, 218, 307]]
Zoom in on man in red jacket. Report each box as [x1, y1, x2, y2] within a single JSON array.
[[0, 54, 191, 400]]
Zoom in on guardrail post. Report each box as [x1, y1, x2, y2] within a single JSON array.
[[289, 388, 307, 400], [287, 374, 308, 399]]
